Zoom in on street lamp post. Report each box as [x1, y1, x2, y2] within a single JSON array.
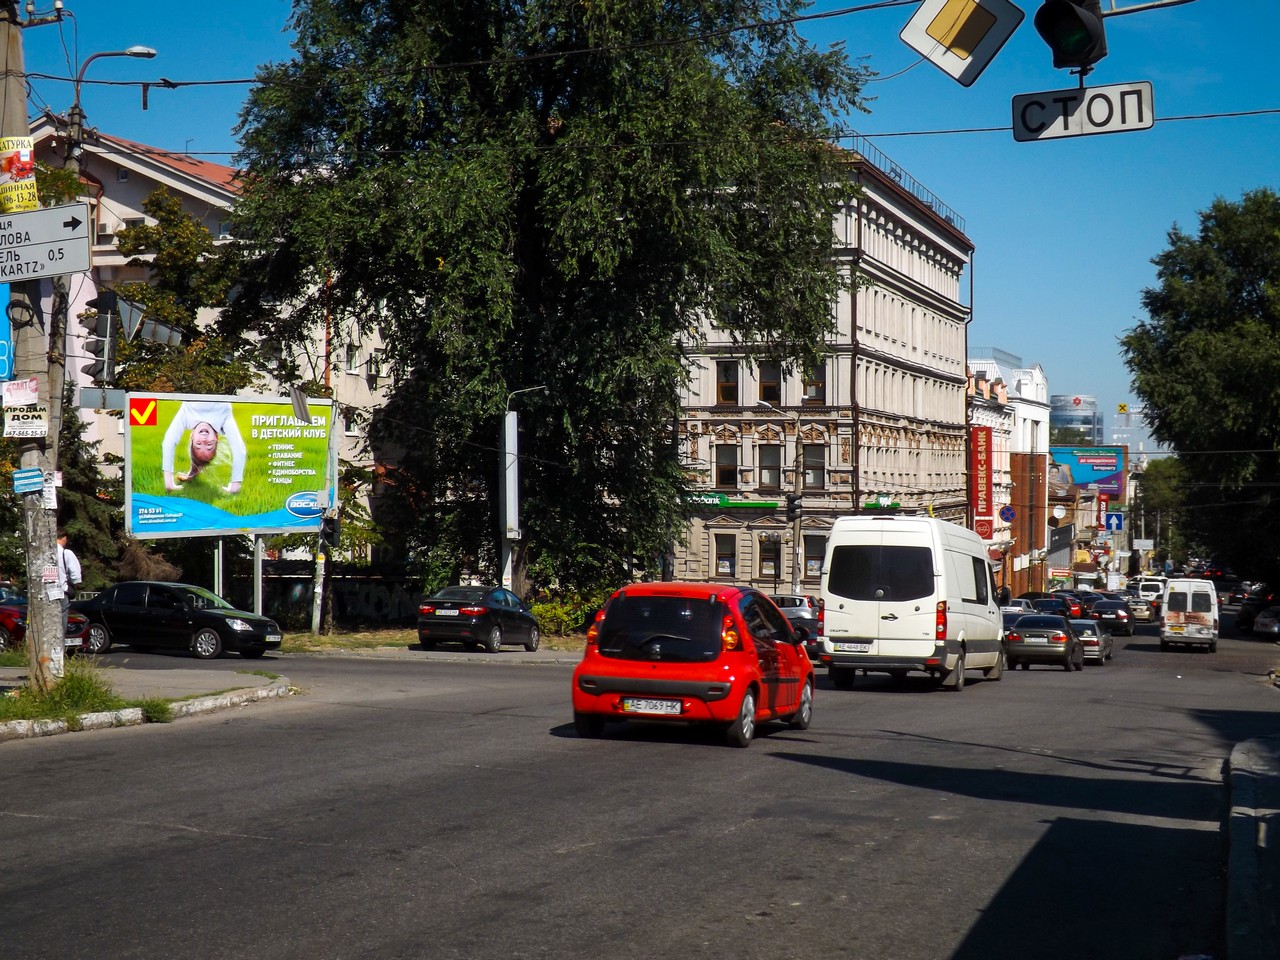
[[500, 385, 546, 591], [757, 400, 804, 593]]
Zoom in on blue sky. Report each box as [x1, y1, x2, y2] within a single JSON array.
[[20, 1, 1277, 429]]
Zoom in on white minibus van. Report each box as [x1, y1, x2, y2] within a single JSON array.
[[1160, 579, 1219, 652], [817, 515, 1004, 691]]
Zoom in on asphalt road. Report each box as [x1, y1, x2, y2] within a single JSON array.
[[3, 618, 1278, 960]]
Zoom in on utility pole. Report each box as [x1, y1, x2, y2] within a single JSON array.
[[1, 3, 63, 688]]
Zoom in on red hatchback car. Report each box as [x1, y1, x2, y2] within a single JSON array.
[[571, 582, 815, 747]]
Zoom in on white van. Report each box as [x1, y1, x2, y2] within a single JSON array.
[[817, 515, 1004, 691], [1160, 579, 1219, 652]]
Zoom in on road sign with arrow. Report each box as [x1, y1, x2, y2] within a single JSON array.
[[0, 202, 92, 279]]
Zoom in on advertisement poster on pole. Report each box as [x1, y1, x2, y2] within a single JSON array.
[[124, 392, 334, 539], [1047, 445, 1128, 504]]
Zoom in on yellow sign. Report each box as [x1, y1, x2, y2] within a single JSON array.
[[1117, 403, 1129, 413]]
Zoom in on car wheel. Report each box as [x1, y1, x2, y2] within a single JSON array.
[[1208, 641, 1217, 653], [191, 628, 223, 660], [573, 712, 606, 738], [84, 622, 112, 655], [484, 626, 503, 653], [524, 626, 541, 652], [830, 667, 855, 690], [983, 646, 1006, 681], [943, 649, 966, 690], [1160, 639, 1170, 651], [419, 637, 436, 651], [788, 680, 814, 730], [726, 688, 757, 747], [0, 625, 12, 652], [240, 648, 265, 659], [1072, 645, 1084, 671]]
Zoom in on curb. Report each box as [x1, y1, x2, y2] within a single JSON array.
[[0, 679, 293, 743]]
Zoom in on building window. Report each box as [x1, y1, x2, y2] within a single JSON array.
[[804, 535, 826, 580], [716, 361, 739, 406], [759, 536, 781, 580], [803, 443, 825, 490], [803, 362, 826, 405], [116, 169, 129, 182], [758, 445, 782, 490], [715, 443, 738, 488], [758, 361, 781, 405], [715, 534, 736, 578], [345, 343, 361, 373], [123, 217, 145, 230], [343, 408, 359, 436]]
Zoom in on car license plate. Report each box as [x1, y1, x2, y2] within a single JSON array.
[[622, 697, 681, 715], [1025, 637, 1048, 644], [435, 609, 459, 617], [267, 635, 281, 644], [1169, 625, 1184, 632], [833, 642, 872, 652]]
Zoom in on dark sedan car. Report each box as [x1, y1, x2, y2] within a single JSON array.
[[1090, 599, 1136, 636], [1004, 614, 1084, 671], [72, 582, 283, 659], [417, 585, 541, 653]]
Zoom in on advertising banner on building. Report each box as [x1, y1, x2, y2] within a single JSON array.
[[124, 392, 334, 539], [969, 425, 993, 519], [1047, 445, 1128, 503]]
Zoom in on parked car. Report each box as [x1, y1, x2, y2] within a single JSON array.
[[417, 585, 541, 653], [1236, 590, 1277, 632], [1090, 599, 1135, 636], [1228, 583, 1254, 605], [1001, 599, 1035, 614], [1004, 615, 1084, 671], [0, 600, 91, 653], [72, 581, 283, 659], [1250, 607, 1280, 639], [571, 582, 814, 747], [1071, 619, 1114, 664]]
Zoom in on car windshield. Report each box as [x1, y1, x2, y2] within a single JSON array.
[[173, 585, 236, 611], [596, 593, 728, 663], [826, 545, 935, 602], [1015, 616, 1068, 630], [432, 587, 489, 603]]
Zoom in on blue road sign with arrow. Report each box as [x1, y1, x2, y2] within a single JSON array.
[[1106, 512, 1124, 532]]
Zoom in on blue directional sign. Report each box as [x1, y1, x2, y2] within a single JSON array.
[[1105, 512, 1124, 532]]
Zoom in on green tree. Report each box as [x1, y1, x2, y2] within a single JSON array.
[[1122, 188, 1280, 583], [228, 0, 871, 596], [56, 391, 120, 590]]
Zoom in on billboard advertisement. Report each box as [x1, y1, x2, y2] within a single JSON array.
[[124, 392, 334, 539], [1047, 445, 1127, 504], [969, 425, 993, 519]]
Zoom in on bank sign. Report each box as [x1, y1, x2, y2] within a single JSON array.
[[1047, 446, 1127, 504], [124, 392, 334, 539]]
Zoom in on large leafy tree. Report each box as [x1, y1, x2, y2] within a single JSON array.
[[1122, 188, 1280, 582], [228, 0, 871, 595]]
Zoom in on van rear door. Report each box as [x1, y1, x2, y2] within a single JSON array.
[[824, 530, 936, 654]]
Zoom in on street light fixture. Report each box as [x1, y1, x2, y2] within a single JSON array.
[[69, 46, 157, 161], [500, 385, 547, 590], [757, 399, 805, 592]]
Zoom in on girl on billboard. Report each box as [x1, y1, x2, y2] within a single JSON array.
[[162, 400, 248, 495]]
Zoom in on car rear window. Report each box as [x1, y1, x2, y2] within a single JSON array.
[[826, 545, 934, 602], [1015, 616, 1067, 630], [596, 594, 728, 663]]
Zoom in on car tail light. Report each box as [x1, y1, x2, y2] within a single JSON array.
[[1083, 636, 1098, 646], [1007, 631, 1021, 642], [721, 615, 742, 651], [419, 604, 435, 615], [817, 598, 825, 638], [935, 601, 947, 639], [459, 606, 486, 616], [586, 608, 605, 645], [1090, 611, 1101, 619], [1050, 632, 1068, 644]]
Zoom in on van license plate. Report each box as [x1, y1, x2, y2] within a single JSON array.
[[834, 642, 871, 653], [1169, 625, 1184, 632], [622, 698, 681, 715]]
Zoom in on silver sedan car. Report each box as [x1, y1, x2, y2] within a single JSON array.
[[1071, 619, 1114, 664]]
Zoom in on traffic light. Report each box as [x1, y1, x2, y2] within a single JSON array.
[[1034, 0, 1107, 71], [81, 290, 118, 384], [320, 516, 340, 548], [785, 493, 802, 523]]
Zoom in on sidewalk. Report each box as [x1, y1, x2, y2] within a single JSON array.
[[0, 663, 292, 743], [1228, 734, 1280, 960]]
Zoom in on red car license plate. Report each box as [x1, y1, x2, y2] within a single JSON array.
[[622, 697, 681, 715]]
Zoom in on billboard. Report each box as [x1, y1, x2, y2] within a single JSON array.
[[969, 425, 993, 519], [1047, 445, 1127, 504], [124, 392, 334, 539]]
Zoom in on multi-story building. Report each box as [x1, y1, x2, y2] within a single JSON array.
[[1050, 393, 1103, 444], [673, 138, 973, 593]]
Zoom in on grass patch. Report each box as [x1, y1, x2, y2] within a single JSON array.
[[138, 698, 173, 724], [238, 669, 281, 680], [0, 656, 127, 723], [0, 648, 27, 668], [280, 627, 586, 654]]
